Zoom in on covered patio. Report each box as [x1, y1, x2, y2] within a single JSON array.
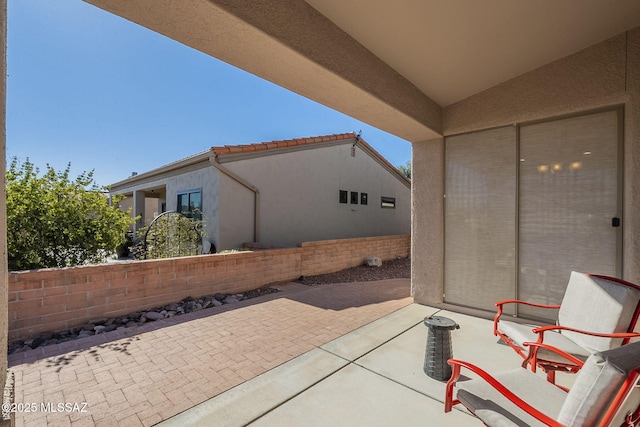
[[2, 1, 640, 424]]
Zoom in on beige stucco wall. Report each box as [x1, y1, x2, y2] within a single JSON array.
[[411, 28, 640, 305], [443, 32, 628, 136], [411, 138, 443, 304], [118, 197, 163, 228], [164, 166, 220, 248], [221, 142, 410, 248], [217, 172, 255, 250]]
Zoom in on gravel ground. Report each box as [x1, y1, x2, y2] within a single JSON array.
[[297, 257, 410, 285]]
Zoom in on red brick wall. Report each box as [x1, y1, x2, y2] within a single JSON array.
[[9, 235, 409, 340], [300, 235, 411, 276]]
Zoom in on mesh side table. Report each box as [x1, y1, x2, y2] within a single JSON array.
[[423, 316, 460, 381]]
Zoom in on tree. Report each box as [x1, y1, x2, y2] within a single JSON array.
[[6, 158, 135, 271], [397, 160, 411, 179]]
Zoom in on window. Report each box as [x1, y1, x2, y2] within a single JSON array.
[[360, 193, 368, 205], [381, 196, 396, 208], [177, 189, 202, 219], [350, 191, 359, 204], [339, 190, 348, 204]]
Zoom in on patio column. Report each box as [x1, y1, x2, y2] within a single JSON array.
[[0, 0, 8, 423], [411, 137, 444, 305], [133, 190, 146, 232]]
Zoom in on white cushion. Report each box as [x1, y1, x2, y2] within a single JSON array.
[[558, 341, 640, 425], [558, 272, 640, 353], [498, 320, 591, 363]]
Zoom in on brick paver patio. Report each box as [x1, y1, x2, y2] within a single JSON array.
[[8, 278, 411, 426]]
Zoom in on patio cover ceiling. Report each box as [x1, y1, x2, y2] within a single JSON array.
[[84, 0, 640, 142]]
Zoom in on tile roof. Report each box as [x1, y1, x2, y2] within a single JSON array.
[[212, 132, 408, 184], [211, 132, 355, 156], [110, 132, 409, 188]]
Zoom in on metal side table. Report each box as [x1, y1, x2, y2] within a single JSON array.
[[423, 316, 460, 381]]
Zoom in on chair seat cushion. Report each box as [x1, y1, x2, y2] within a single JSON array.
[[457, 368, 567, 427], [498, 320, 591, 363]]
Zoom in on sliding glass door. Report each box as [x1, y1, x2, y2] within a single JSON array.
[[444, 109, 622, 319], [517, 110, 621, 318], [444, 126, 517, 312]]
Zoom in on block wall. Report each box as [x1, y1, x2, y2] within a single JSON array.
[[9, 235, 409, 340]]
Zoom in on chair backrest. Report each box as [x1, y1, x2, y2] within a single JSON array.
[[558, 271, 640, 353], [558, 341, 640, 426]]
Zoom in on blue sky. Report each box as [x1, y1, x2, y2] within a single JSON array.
[[7, 0, 411, 187]]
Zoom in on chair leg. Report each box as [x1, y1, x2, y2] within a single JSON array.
[[546, 369, 556, 384], [445, 364, 462, 412]]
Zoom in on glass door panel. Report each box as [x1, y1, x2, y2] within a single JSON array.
[[444, 126, 517, 312], [518, 110, 621, 319]]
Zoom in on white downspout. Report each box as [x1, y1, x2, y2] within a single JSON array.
[[208, 150, 260, 243]]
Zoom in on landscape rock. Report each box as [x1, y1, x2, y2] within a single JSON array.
[[145, 312, 164, 321], [8, 285, 282, 355], [366, 256, 382, 267]]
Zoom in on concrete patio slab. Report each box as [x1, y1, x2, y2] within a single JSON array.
[[319, 303, 438, 361], [248, 362, 477, 427], [353, 309, 522, 408]]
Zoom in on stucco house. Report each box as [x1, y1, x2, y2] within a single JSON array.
[[109, 132, 410, 251]]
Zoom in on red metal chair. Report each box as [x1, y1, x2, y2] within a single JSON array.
[[494, 272, 640, 384], [445, 341, 640, 426]]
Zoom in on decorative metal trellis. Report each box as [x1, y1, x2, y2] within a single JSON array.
[[136, 211, 204, 260]]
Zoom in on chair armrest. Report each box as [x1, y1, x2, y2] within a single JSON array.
[[493, 300, 561, 335], [445, 359, 564, 427], [532, 325, 640, 341], [495, 299, 562, 310], [521, 341, 586, 371]]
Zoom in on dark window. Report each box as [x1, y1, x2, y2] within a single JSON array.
[[350, 191, 359, 204], [360, 193, 368, 205], [177, 189, 202, 219], [339, 190, 348, 204], [381, 196, 396, 209]]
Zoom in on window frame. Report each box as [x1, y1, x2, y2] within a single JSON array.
[[177, 188, 203, 219], [350, 191, 359, 204], [381, 196, 396, 209]]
